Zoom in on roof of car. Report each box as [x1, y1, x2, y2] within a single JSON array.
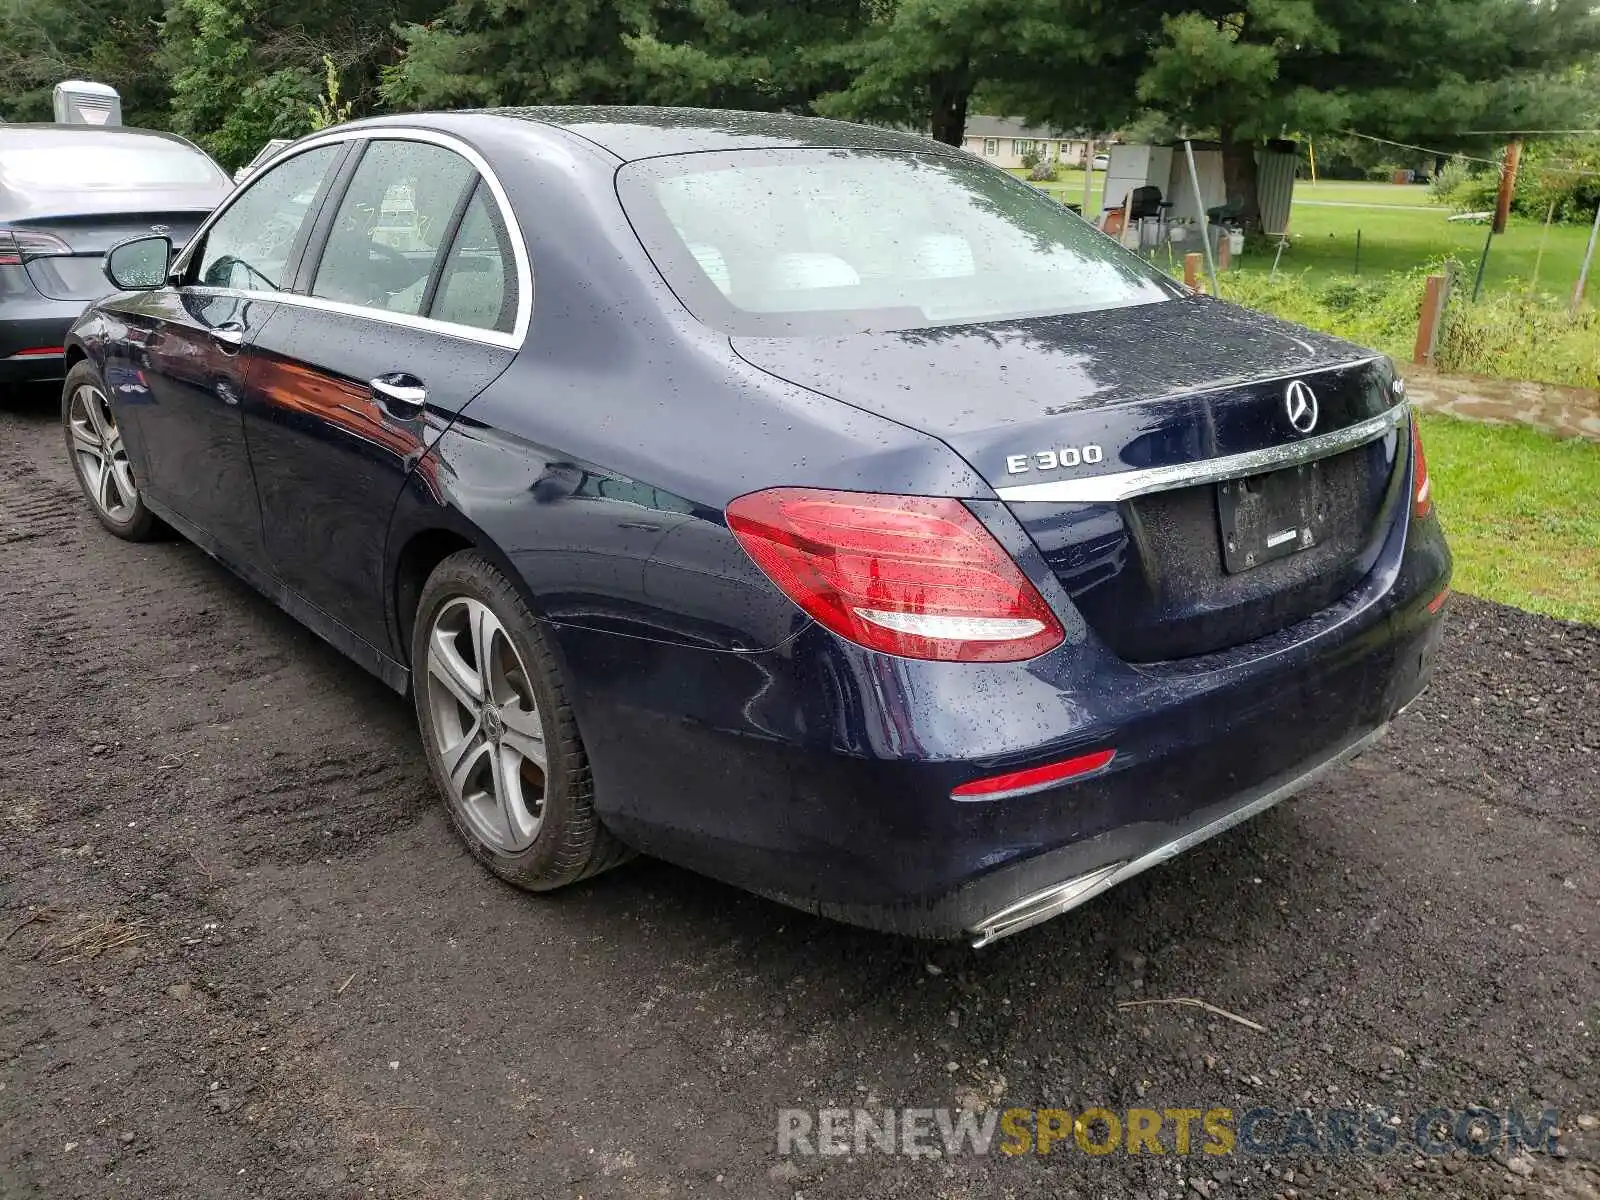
[[0, 123, 214, 150], [480, 106, 950, 162]]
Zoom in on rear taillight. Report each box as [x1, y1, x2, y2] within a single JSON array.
[[725, 487, 1065, 662], [1410, 416, 1433, 519], [0, 227, 71, 267]]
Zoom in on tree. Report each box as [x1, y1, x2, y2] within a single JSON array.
[[162, 0, 440, 169], [0, 0, 170, 127], [624, 0, 884, 113], [1128, 0, 1600, 228], [380, 0, 652, 109], [162, 0, 318, 168], [812, 0, 1183, 145]]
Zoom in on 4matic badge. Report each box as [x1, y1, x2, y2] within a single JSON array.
[[1005, 444, 1105, 475]]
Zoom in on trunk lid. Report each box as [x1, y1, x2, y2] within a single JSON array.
[[733, 296, 1408, 661]]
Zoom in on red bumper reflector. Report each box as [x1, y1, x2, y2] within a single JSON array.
[[11, 346, 64, 358], [952, 748, 1116, 799], [1426, 586, 1450, 614], [1410, 418, 1433, 519]]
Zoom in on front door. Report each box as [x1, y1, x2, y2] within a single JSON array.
[[243, 137, 520, 655], [123, 142, 345, 560]]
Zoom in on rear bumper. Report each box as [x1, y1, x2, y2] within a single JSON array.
[[552, 509, 1450, 940], [0, 297, 83, 382], [965, 722, 1387, 945]]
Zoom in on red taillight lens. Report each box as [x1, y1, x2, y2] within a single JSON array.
[[952, 748, 1116, 799], [0, 227, 71, 267], [1410, 416, 1432, 519], [725, 487, 1065, 662]]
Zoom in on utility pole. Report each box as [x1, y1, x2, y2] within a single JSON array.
[[1081, 136, 1096, 218], [1492, 140, 1522, 235]]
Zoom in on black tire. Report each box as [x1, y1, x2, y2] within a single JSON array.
[[411, 549, 633, 890], [61, 360, 163, 541]]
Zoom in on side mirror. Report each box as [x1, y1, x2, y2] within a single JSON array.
[[104, 235, 173, 291]]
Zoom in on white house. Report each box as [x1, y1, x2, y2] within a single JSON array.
[[961, 116, 1092, 169]]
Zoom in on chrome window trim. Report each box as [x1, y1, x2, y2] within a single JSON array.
[[171, 126, 531, 350], [993, 400, 1409, 504]]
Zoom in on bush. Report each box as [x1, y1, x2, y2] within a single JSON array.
[[1218, 269, 1430, 361], [1427, 142, 1600, 225], [1428, 158, 1475, 205], [1028, 159, 1060, 182], [1020, 148, 1041, 170], [1521, 140, 1600, 224], [1438, 285, 1600, 389], [1216, 265, 1600, 390]]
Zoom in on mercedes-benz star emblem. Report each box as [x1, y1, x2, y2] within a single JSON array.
[[1284, 379, 1319, 434]]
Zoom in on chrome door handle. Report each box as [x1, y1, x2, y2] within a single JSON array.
[[210, 323, 245, 351], [371, 375, 427, 414]]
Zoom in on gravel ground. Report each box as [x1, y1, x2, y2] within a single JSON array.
[[1, 388, 1597, 1200]]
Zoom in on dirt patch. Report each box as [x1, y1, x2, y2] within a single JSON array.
[[2, 389, 1596, 1199]]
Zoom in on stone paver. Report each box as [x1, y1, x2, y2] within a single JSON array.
[[1404, 365, 1600, 442]]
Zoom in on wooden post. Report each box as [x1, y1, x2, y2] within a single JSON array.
[[1217, 234, 1232, 271], [1184, 252, 1203, 292], [1413, 274, 1448, 366], [1492, 140, 1521, 235]]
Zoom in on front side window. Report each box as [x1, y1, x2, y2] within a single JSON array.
[[982, 139, 998, 156], [312, 139, 475, 316], [193, 144, 341, 292], [618, 147, 1180, 337], [1014, 139, 1032, 157]]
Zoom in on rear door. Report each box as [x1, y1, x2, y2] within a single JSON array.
[[242, 133, 522, 654]]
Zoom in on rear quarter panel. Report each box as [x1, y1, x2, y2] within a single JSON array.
[[383, 115, 991, 657]]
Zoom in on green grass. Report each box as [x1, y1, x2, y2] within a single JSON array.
[[1013, 166, 1105, 214], [1293, 180, 1437, 207], [1420, 413, 1600, 624], [1244, 202, 1594, 296], [1012, 167, 1589, 298]]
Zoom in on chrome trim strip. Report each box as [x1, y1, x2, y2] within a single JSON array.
[[170, 126, 531, 351], [968, 724, 1389, 947], [994, 400, 1408, 505]]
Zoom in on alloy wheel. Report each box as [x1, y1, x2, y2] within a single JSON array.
[[68, 384, 138, 523], [424, 596, 548, 853]]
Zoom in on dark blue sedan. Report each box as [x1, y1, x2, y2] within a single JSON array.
[[63, 109, 1451, 944]]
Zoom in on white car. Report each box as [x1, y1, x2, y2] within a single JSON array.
[[1092, 152, 1111, 171], [232, 138, 292, 184]]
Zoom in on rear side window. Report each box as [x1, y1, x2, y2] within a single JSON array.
[[311, 140, 475, 316], [618, 147, 1181, 336], [192, 145, 340, 292], [428, 182, 515, 334]]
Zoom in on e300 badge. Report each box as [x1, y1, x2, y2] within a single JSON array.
[[1005, 444, 1105, 475]]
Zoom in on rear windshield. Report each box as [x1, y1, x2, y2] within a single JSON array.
[[0, 134, 226, 189], [617, 147, 1180, 336]]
